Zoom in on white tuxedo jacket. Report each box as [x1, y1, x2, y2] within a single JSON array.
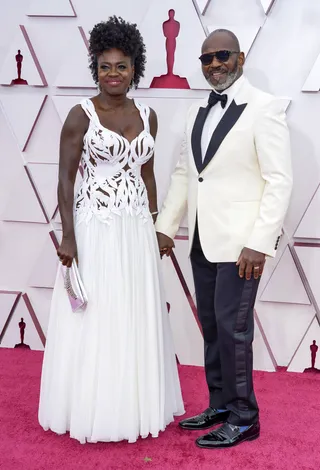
[[156, 78, 293, 262]]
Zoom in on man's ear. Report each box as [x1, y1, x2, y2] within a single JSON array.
[[238, 52, 245, 67]]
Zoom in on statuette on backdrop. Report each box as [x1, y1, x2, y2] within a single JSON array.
[[11, 49, 28, 85], [14, 317, 30, 349], [303, 340, 319, 373], [151, 9, 189, 89]]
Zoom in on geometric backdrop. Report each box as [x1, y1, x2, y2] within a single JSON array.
[[1, 0, 320, 374]]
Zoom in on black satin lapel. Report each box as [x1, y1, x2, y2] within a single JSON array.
[[202, 101, 247, 171], [191, 107, 208, 174]]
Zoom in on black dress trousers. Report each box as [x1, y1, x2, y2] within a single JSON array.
[[190, 224, 260, 425]]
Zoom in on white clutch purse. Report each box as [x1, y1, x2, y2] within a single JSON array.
[[62, 261, 88, 312]]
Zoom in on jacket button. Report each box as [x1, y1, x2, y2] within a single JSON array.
[[198, 177, 203, 182]]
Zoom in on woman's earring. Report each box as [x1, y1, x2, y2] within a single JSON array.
[[127, 79, 134, 93]]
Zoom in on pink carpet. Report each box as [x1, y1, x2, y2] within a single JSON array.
[[0, 349, 319, 470]]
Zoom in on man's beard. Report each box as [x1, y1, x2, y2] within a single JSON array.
[[208, 68, 240, 92]]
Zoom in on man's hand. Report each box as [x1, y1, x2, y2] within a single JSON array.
[[236, 247, 266, 280], [156, 232, 175, 258]]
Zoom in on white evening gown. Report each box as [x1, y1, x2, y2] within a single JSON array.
[[38, 98, 185, 444]]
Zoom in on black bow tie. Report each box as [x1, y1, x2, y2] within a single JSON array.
[[208, 90, 228, 109]]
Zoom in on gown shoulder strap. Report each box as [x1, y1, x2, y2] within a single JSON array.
[[135, 101, 151, 133], [80, 98, 98, 124]]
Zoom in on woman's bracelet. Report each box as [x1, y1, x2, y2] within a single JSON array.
[[151, 211, 158, 215]]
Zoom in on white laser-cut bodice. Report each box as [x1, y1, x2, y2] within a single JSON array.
[[75, 98, 155, 225]]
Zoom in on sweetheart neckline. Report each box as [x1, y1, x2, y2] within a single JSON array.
[[87, 98, 155, 146], [98, 126, 154, 146]]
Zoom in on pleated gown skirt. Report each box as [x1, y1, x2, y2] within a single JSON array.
[[38, 213, 185, 444]]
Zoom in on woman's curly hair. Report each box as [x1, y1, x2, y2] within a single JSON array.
[[88, 16, 146, 88]]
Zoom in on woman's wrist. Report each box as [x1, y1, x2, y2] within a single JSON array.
[[62, 231, 76, 242]]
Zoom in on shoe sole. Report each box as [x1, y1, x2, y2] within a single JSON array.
[[179, 418, 226, 431], [195, 432, 260, 449]]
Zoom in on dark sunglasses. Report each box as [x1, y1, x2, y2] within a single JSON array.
[[199, 50, 239, 66]]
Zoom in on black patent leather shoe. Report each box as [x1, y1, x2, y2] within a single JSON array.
[[196, 422, 260, 448], [179, 407, 230, 430]]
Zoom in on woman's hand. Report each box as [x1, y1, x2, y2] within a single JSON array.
[[57, 237, 77, 267]]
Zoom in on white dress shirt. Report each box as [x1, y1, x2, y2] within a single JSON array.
[[201, 75, 245, 160]]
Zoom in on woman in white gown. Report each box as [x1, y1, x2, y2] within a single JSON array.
[[38, 16, 185, 444]]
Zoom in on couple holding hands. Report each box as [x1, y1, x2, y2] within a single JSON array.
[[38, 16, 292, 449]]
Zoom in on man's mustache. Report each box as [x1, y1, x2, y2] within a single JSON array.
[[207, 67, 227, 73]]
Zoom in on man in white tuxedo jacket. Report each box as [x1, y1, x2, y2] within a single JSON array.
[[156, 30, 293, 449]]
